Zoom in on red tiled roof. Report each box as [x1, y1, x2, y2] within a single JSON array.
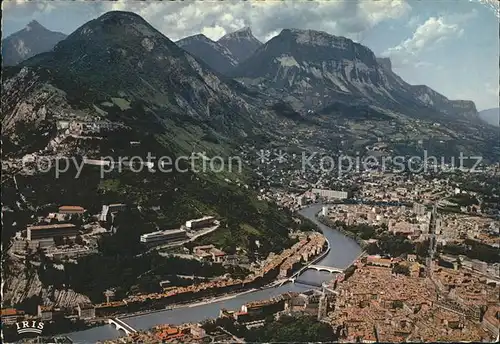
[[28, 223, 76, 231], [1, 308, 18, 316], [59, 206, 85, 211]]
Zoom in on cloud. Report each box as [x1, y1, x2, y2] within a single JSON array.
[[382, 16, 464, 66], [3, 0, 412, 41], [414, 61, 433, 68], [201, 26, 227, 41], [407, 16, 420, 28], [358, 0, 411, 26]]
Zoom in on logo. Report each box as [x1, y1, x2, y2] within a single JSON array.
[[15, 321, 44, 335]]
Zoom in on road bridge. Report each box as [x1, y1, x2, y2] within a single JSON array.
[[308, 265, 343, 273], [108, 318, 137, 336]]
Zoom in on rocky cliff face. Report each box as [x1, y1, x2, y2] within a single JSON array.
[[2, 256, 91, 307], [230, 28, 479, 120], [410, 85, 478, 118], [376, 57, 392, 72], [2, 20, 67, 66], [230, 29, 403, 110], [176, 34, 238, 74], [217, 27, 262, 63]]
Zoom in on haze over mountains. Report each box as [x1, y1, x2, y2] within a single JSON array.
[[479, 108, 499, 127], [1, 20, 67, 66]]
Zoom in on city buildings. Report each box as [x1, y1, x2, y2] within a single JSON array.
[[99, 203, 126, 222], [192, 245, 226, 263], [366, 255, 395, 268], [58, 206, 86, 215], [0, 308, 25, 325], [329, 258, 499, 343], [312, 189, 349, 200], [27, 223, 79, 241], [77, 303, 96, 320], [185, 216, 215, 229], [139, 229, 188, 246], [12, 237, 54, 252], [37, 305, 54, 321]]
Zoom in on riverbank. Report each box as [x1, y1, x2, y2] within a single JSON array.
[[92, 232, 329, 321], [65, 205, 362, 343], [117, 238, 330, 319], [118, 287, 260, 320], [316, 215, 369, 249], [105, 237, 328, 320]]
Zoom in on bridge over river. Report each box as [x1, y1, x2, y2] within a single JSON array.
[[308, 265, 344, 273], [67, 204, 363, 344], [108, 318, 137, 336]]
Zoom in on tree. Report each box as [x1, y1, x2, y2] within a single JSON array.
[[15, 295, 42, 315], [54, 236, 64, 246], [246, 315, 337, 343], [392, 300, 404, 309], [65, 237, 74, 247], [392, 263, 410, 276], [75, 235, 84, 246]]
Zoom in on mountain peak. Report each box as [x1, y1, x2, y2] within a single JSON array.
[[176, 33, 238, 74], [219, 26, 259, 41], [177, 33, 212, 45], [2, 19, 67, 66], [234, 26, 252, 35], [65, 10, 166, 46], [217, 27, 262, 62], [25, 20, 45, 31], [88, 11, 156, 34], [98, 10, 145, 22]]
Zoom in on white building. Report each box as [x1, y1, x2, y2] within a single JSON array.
[[185, 216, 215, 230], [311, 189, 349, 200], [100, 204, 126, 222], [297, 196, 306, 206], [140, 229, 187, 246]]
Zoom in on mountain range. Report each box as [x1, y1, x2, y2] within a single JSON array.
[[2, 20, 67, 66], [175, 27, 262, 74], [2, 12, 286, 146], [2, 12, 499, 161], [229, 28, 478, 121]]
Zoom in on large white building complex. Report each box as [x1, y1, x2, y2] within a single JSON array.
[[312, 189, 349, 200]]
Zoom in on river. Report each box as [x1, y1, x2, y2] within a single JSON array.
[[67, 204, 362, 343]]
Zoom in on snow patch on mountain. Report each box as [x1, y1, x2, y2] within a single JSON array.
[[275, 55, 300, 68]]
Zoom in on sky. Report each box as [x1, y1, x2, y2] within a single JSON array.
[[2, 0, 499, 111]]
